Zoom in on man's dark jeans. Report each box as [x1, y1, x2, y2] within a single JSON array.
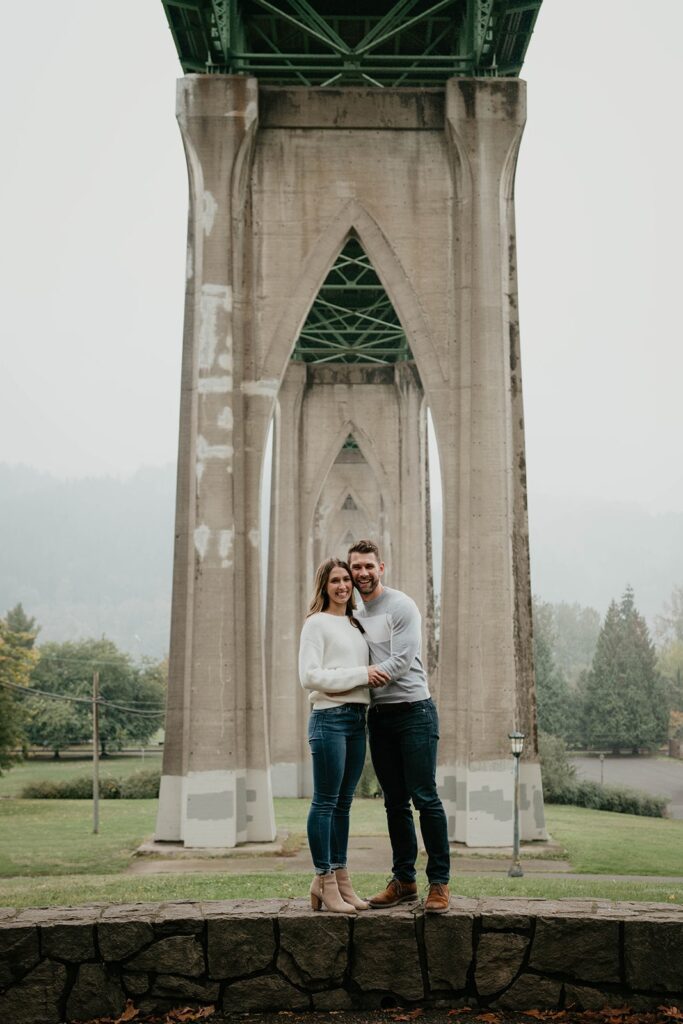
[[368, 697, 450, 885]]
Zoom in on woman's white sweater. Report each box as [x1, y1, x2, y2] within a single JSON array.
[[298, 612, 370, 710]]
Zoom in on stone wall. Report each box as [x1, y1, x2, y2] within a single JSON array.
[[1, 898, 681, 1023]]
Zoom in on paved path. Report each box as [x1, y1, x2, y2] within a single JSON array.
[[571, 755, 683, 818]]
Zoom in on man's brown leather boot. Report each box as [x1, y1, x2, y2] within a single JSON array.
[[367, 877, 418, 908], [424, 882, 450, 913]]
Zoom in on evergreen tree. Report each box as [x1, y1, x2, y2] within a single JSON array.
[[532, 598, 577, 743], [583, 586, 668, 752], [5, 603, 39, 649], [0, 619, 38, 771]]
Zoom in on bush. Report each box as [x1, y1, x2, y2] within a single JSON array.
[[546, 779, 668, 818], [356, 750, 381, 798], [21, 769, 160, 800]]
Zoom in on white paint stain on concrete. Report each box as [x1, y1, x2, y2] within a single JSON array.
[[186, 242, 194, 281], [248, 529, 259, 548], [225, 101, 257, 123], [198, 376, 232, 394], [217, 406, 233, 431], [197, 434, 233, 461], [241, 378, 279, 398], [196, 460, 205, 487], [218, 350, 233, 371], [194, 523, 210, 561], [199, 284, 232, 371], [202, 191, 218, 236], [219, 528, 234, 568]]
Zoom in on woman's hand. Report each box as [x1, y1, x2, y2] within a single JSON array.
[[367, 665, 390, 688]]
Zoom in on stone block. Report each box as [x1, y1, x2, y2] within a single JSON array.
[[493, 972, 562, 1010], [98, 920, 155, 961], [122, 971, 150, 995], [624, 920, 683, 992], [529, 917, 620, 983], [223, 974, 309, 1011], [0, 925, 40, 985], [312, 987, 354, 1009], [126, 935, 205, 976], [152, 973, 220, 1000], [207, 915, 275, 979], [41, 922, 96, 962], [424, 913, 473, 991], [475, 932, 528, 996], [0, 959, 66, 1024], [153, 901, 204, 935], [480, 912, 532, 931], [564, 984, 631, 1011], [351, 908, 423, 1000], [66, 963, 126, 1021], [278, 910, 349, 985]]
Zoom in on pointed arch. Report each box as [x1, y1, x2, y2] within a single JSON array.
[[261, 200, 445, 390], [302, 419, 395, 545]]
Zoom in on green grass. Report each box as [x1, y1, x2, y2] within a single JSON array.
[[545, 804, 683, 876], [0, 871, 680, 910], [0, 753, 161, 797], [0, 799, 157, 877]]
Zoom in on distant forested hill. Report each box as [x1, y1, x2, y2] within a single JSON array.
[[0, 462, 681, 657]]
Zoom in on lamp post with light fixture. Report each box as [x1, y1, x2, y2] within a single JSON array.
[[508, 731, 525, 878]]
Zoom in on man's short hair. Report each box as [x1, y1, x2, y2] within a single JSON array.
[[347, 538, 381, 562]]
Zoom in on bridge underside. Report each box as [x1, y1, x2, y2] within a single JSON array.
[[161, 1, 542, 84]]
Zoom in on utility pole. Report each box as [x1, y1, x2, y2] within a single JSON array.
[[93, 671, 100, 835]]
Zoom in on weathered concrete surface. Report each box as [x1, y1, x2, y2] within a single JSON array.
[[1, 898, 681, 1021], [158, 77, 545, 846]]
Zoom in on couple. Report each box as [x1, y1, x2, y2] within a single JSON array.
[[298, 538, 450, 916]]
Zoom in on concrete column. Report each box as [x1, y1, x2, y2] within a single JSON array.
[[432, 79, 546, 846], [265, 362, 308, 796], [156, 77, 275, 847]]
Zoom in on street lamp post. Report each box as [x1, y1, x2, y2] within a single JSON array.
[[508, 731, 525, 878]]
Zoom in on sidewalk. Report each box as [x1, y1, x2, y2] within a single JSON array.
[[127, 834, 683, 883]]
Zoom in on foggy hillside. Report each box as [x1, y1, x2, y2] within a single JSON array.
[[1, 462, 681, 657]]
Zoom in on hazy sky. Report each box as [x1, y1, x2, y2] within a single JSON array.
[[1, 1, 682, 516]]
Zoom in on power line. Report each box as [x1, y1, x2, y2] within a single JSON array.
[[0, 680, 165, 717]]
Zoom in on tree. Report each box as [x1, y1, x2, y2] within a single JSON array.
[[655, 585, 683, 645], [583, 586, 668, 753], [532, 598, 580, 744], [0, 619, 38, 771], [5, 603, 40, 649], [29, 638, 166, 756]]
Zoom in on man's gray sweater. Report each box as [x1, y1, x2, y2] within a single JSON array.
[[356, 586, 430, 704]]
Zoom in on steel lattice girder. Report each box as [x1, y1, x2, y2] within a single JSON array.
[[160, 0, 542, 84], [292, 238, 411, 365]]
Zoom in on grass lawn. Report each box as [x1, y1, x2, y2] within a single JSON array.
[[0, 753, 161, 797]]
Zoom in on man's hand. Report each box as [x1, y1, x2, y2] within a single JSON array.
[[367, 665, 390, 688]]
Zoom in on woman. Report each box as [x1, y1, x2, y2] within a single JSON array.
[[299, 557, 389, 914]]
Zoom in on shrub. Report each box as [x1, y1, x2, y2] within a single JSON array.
[[21, 770, 160, 799], [356, 750, 381, 798], [546, 779, 667, 818]]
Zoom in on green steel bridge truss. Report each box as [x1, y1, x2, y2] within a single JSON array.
[[161, 1, 542, 86], [292, 239, 411, 365], [162, 2, 541, 363]]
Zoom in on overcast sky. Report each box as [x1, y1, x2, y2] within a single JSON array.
[[1, 1, 682, 517]]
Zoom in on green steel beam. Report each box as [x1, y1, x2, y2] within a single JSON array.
[[160, 0, 543, 84], [292, 238, 411, 366]]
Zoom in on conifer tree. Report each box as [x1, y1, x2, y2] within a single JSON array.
[[583, 586, 668, 752]]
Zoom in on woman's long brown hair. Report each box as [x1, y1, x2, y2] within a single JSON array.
[[306, 557, 364, 631]]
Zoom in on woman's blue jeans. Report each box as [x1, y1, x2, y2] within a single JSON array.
[[307, 703, 367, 875]]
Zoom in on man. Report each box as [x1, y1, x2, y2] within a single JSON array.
[[348, 539, 450, 912]]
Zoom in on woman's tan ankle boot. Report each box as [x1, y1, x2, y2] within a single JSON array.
[[310, 872, 357, 914], [334, 867, 369, 911]]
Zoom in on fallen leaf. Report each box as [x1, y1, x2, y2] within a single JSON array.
[[392, 1011, 423, 1021], [660, 1009, 683, 1020], [116, 1002, 142, 1023]]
